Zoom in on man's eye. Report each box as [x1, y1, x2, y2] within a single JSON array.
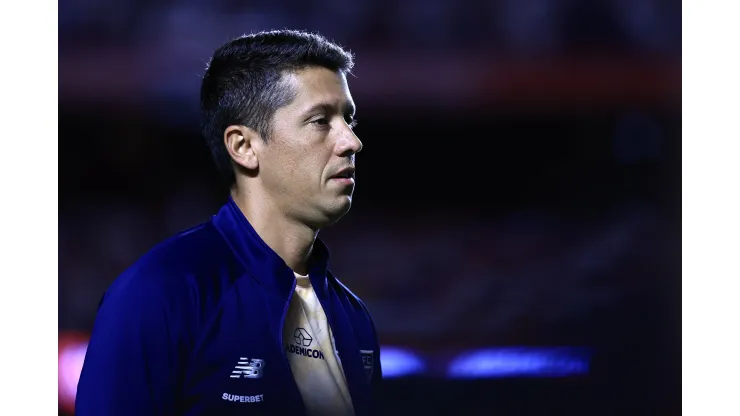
[[312, 117, 329, 125]]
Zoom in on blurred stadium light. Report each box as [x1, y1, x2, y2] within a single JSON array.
[[58, 332, 89, 414], [447, 347, 592, 379], [377, 346, 427, 378]]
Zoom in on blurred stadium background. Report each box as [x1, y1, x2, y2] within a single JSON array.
[[59, 0, 681, 415]]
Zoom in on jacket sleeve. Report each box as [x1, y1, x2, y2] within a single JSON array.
[[75, 268, 189, 416]]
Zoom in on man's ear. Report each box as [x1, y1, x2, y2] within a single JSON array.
[[224, 125, 260, 171]]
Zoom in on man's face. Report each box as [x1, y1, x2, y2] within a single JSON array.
[[258, 66, 363, 228]]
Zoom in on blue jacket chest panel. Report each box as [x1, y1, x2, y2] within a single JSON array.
[[180, 271, 378, 416]]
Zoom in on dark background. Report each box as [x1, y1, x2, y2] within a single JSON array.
[[59, 0, 681, 414]]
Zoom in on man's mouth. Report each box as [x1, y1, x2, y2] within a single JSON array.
[[331, 167, 355, 180]]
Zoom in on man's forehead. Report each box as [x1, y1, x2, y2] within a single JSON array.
[[286, 69, 355, 114], [293, 65, 347, 85]]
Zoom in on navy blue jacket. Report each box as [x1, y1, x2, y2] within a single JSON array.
[[76, 197, 382, 415]]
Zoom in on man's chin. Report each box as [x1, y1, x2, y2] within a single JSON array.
[[312, 198, 353, 228], [330, 197, 353, 218]]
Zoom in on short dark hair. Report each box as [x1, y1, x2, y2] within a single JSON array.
[[200, 29, 355, 186]]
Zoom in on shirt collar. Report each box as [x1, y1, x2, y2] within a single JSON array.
[[212, 196, 331, 297]]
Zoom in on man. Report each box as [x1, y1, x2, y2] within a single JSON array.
[[75, 29, 382, 416]]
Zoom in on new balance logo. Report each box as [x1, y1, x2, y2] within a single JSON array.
[[230, 357, 264, 379]]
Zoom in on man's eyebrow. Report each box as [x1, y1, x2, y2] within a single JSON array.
[[303, 101, 356, 118]]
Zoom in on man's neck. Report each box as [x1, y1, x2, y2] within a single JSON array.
[[231, 188, 318, 275]]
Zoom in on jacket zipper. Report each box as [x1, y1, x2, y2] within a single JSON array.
[[279, 278, 297, 365]]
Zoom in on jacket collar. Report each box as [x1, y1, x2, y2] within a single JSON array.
[[212, 196, 331, 297]]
